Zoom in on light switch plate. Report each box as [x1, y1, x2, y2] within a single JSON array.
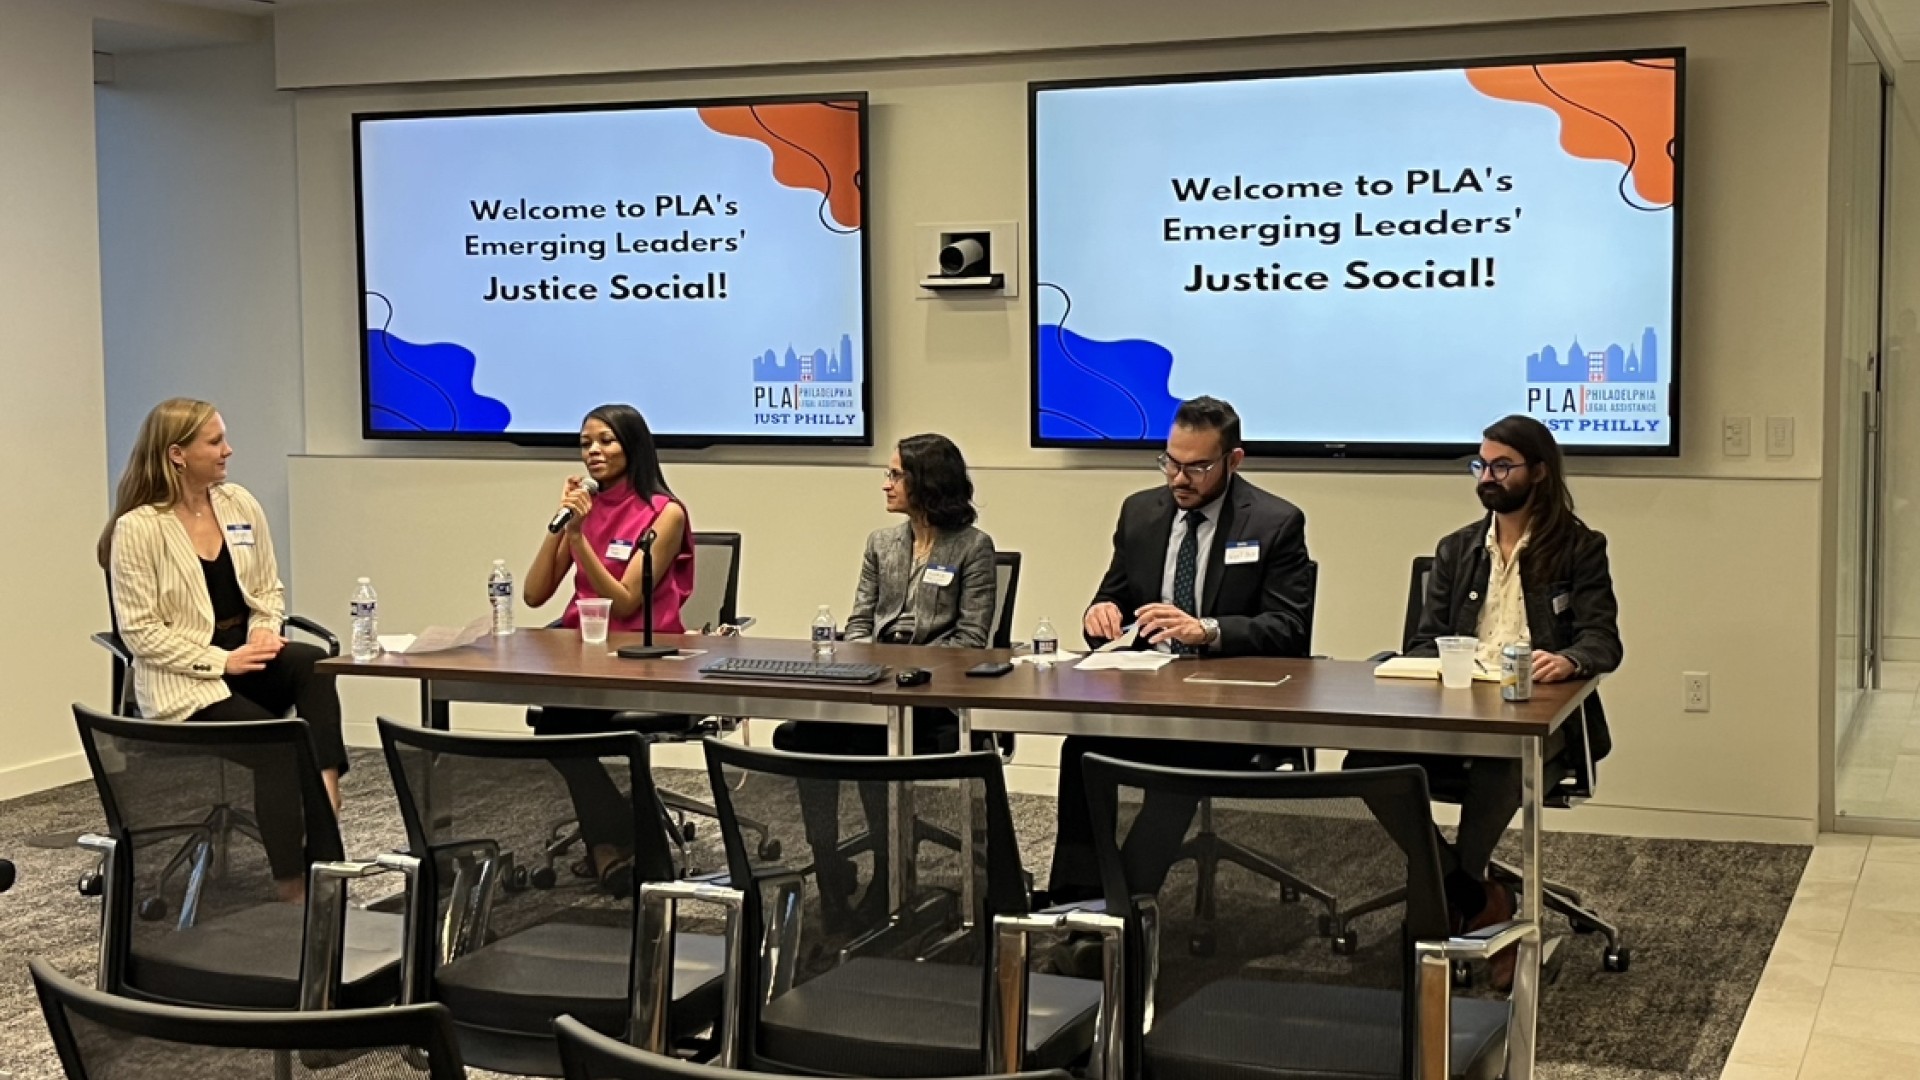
[[1766, 416, 1795, 458]]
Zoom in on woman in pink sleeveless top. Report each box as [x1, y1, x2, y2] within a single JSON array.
[[522, 403, 695, 895]]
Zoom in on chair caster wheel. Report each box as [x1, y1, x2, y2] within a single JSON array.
[[137, 897, 168, 921], [1604, 946, 1632, 972], [1332, 930, 1358, 955], [530, 867, 557, 890], [757, 839, 782, 861], [1188, 930, 1216, 957], [1281, 885, 1301, 903], [77, 873, 103, 898], [504, 866, 530, 893]]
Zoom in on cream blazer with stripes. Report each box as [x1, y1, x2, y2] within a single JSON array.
[[108, 483, 286, 720]]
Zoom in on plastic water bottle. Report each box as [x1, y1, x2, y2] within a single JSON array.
[[488, 560, 515, 636], [350, 578, 380, 661], [812, 605, 836, 661], [1032, 616, 1059, 669]]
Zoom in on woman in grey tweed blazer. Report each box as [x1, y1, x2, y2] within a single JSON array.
[[774, 434, 996, 926]]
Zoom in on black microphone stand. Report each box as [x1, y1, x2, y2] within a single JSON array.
[[619, 527, 677, 659]]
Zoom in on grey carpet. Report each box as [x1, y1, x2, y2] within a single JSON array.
[[0, 748, 1807, 1080]]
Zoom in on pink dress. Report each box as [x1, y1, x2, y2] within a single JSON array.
[[558, 482, 695, 634]]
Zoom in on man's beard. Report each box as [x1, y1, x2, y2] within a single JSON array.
[[1478, 481, 1531, 514]]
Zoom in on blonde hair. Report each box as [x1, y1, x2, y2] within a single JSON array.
[[97, 398, 219, 568]]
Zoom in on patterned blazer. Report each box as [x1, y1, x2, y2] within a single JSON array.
[[108, 483, 286, 720], [843, 522, 997, 648]]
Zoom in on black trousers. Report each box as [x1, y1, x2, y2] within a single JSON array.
[[529, 707, 638, 857], [1045, 736, 1259, 904], [1342, 752, 1522, 882], [773, 709, 970, 925], [182, 641, 345, 880]]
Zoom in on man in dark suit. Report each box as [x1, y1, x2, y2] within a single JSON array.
[[1044, 395, 1313, 905]]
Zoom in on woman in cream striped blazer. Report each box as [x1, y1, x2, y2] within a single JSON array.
[[98, 399, 346, 896]]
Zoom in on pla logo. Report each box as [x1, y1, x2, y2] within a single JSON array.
[[752, 335, 860, 424], [1524, 328, 1661, 416]]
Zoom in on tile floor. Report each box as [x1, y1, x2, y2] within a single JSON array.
[[1836, 662, 1920, 821], [1720, 833, 1920, 1079]]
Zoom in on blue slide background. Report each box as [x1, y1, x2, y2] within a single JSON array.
[[358, 106, 865, 439], [1033, 66, 1676, 448]]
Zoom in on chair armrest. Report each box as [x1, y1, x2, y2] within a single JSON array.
[[284, 614, 342, 657], [301, 854, 425, 1011], [90, 632, 133, 668], [730, 617, 756, 633], [1419, 918, 1539, 962], [1035, 897, 1108, 917], [635, 878, 749, 1066], [77, 835, 127, 992], [1367, 650, 1399, 663], [988, 908, 1128, 1079]]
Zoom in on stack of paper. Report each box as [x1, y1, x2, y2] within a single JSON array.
[[377, 616, 492, 656], [1075, 651, 1177, 672], [1373, 657, 1499, 683]]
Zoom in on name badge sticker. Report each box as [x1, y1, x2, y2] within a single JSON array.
[[606, 540, 636, 561], [923, 565, 957, 588], [1552, 592, 1572, 615], [1223, 541, 1260, 565], [225, 522, 255, 547]]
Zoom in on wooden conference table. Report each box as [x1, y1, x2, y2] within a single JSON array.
[[323, 628, 1595, 1080]]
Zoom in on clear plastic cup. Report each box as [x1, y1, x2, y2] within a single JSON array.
[[1436, 636, 1478, 689], [578, 598, 612, 646]]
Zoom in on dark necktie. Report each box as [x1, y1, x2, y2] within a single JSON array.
[[1173, 510, 1206, 616]]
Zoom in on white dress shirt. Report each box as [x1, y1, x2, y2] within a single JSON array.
[[1474, 518, 1533, 670]]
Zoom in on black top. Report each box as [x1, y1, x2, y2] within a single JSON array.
[[200, 543, 250, 651]]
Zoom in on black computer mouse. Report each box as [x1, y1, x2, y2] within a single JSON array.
[[895, 667, 931, 687]]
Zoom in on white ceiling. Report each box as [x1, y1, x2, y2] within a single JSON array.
[[1861, 0, 1920, 63]]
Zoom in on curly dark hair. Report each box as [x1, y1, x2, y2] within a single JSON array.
[[897, 433, 976, 531], [1482, 413, 1580, 576]]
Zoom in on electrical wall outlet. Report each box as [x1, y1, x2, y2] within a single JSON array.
[[1723, 416, 1751, 457], [1683, 671, 1711, 713], [1766, 416, 1795, 458]]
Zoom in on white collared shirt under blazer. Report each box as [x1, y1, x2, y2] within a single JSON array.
[[109, 483, 286, 720]]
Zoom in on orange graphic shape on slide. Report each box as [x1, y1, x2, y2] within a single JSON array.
[[1466, 60, 1675, 208], [698, 103, 862, 230]]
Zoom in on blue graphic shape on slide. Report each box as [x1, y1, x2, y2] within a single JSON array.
[[1036, 323, 1184, 441], [366, 329, 513, 433], [1526, 327, 1660, 384], [753, 334, 857, 383]]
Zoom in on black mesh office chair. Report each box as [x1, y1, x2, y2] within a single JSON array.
[[701, 739, 1103, 1076], [378, 720, 729, 1077], [1366, 556, 1628, 972], [988, 551, 1023, 759], [527, 531, 769, 867], [554, 1014, 1069, 1080], [32, 957, 466, 1080], [55, 574, 339, 869], [993, 755, 1532, 1080], [71, 705, 407, 1013]]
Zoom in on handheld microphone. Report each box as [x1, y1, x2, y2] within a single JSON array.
[[547, 477, 600, 533]]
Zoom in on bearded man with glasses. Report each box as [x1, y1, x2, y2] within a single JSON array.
[[1040, 395, 1314, 913], [1347, 413, 1622, 990]]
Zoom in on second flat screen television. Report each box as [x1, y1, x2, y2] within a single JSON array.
[[355, 94, 871, 446], [1030, 51, 1684, 456]]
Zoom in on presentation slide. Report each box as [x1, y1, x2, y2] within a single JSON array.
[[1031, 53, 1682, 455], [355, 96, 870, 445]]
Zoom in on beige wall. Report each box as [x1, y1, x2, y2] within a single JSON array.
[[0, 0, 112, 796], [283, 4, 1837, 841]]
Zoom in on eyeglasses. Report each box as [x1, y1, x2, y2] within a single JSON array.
[[881, 468, 905, 484], [1469, 458, 1530, 481], [1156, 453, 1224, 482]]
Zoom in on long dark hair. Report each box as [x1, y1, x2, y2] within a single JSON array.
[[584, 404, 673, 500], [1483, 414, 1580, 577], [898, 433, 976, 531]]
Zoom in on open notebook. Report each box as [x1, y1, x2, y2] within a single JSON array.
[[1373, 656, 1500, 683]]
